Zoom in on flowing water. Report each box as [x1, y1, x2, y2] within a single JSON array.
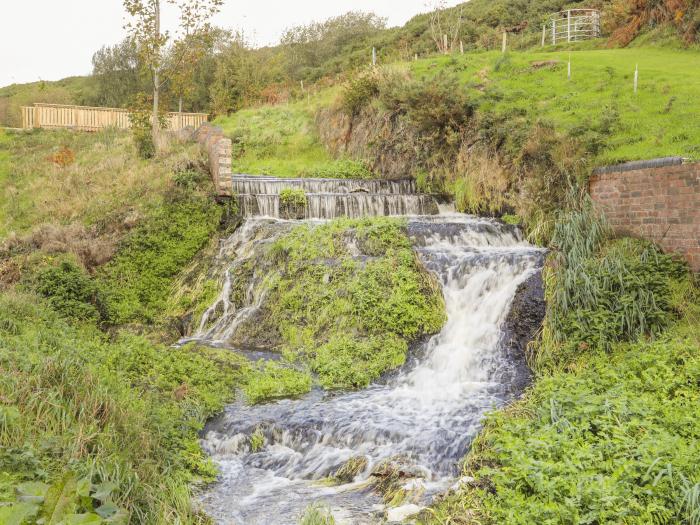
[[190, 214, 544, 524], [231, 175, 439, 219]]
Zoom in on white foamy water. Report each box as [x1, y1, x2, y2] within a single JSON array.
[[194, 215, 544, 524], [231, 175, 439, 219]]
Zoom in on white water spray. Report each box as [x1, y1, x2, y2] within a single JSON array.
[[194, 215, 543, 524]]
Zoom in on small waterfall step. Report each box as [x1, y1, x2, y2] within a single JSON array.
[[231, 175, 438, 219], [232, 174, 417, 195]]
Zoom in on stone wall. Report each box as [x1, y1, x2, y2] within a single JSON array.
[[589, 159, 700, 272], [194, 123, 232, 196]]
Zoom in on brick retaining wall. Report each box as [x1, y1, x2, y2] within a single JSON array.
[[194, 123, 232, 196], [589, 162, 700, 272]]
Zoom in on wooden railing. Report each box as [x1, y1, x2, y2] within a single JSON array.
[[21, 103, 208, 132]]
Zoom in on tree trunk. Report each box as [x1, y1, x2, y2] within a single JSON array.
[[179, 95, 183, 113], [152, 69, 160, 139], [152, 0, 161, 144]]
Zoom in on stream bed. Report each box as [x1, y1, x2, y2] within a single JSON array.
[[188, 215, 544, 524]]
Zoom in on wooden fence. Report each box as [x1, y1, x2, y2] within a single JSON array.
[[21, 103, 208, 132]]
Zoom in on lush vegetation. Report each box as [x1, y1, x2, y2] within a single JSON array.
[[213, 98, 374, 178], [232, 218, 446, 389], [0, 292, 247, 524], [0, 130, 242, 523], [3, 1, 700, 523], [420, 204, 700, 525]]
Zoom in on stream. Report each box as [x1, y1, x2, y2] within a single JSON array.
[[186, 214, 544, 524]]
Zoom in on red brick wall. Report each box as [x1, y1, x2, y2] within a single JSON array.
[[589, 163, 700, 272]]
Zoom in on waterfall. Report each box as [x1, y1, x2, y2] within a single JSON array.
[[196, 215, 544, 524], [231, 175, 439, 219], [232, 175, 418, 195]]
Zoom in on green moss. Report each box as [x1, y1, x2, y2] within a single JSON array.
[[259, 218, 445, 389], [243, 361, 312, 404], [279, 188, 307, 208]]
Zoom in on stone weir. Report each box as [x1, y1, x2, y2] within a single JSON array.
[[232, 174, 439, 219]]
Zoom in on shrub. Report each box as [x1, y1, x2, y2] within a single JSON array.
[[28, 258, 104, 322], [279, 188, 307, 208], [312, 334, 406, 389], [243, 361, 312, 404], [533, 201, 689, 370], [132, 127, 155, 160], [340, 68, 380, 116], [379, 72, 474, 151]]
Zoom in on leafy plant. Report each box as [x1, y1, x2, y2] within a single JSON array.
[[279, 188, 307, 208], [243, 361, 312, 404], [340, 68, 380, 117], [27, 258, 105, 322]]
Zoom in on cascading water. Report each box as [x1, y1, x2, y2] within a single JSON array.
[[192, 214, 544, 524], [231, 175, 439, 219]]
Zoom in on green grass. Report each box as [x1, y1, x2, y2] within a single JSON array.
[[0, 291, 247, 523], [214, 94, 373, 178], [213, 46, 700, 186], [0, 129, 201, 238], [215, 98, 332, 177], [411, 47, 700, 164]]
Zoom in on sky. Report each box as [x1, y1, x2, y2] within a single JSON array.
[[0, 0, 462, 89]]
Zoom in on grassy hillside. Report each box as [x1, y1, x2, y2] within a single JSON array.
[[0, 77, 97, 128], [218, 46, 699, 181], [412, 47, 700, 164]]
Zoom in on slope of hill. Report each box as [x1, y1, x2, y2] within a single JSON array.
[[0, 77, 98, 128]]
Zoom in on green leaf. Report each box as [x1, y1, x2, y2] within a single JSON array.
[[0, 502, 40, 525], [74, 479, 91, 500], [16, 482, 50, 504], [42, 474, 78, 525], [94, 503, 118, 520], [89, 483, 116, 504], [58, 513, 103, 525]]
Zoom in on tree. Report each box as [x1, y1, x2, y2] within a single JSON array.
[[91, 38, 147, 107], [123, 0, 223, 143], [428, 1, 464, 53], [281, 11, 386, 80]]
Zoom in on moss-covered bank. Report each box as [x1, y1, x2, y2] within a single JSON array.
[[202, 217, 447, 395]]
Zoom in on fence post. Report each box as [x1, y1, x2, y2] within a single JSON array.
[[552, 19, 556, 45], [372, 47, 377, 66], [502, 31, 507, 53], [443, 34, 448, 53], [542, 24, 546, 47], [460, 40, 464, 54], [567, 10, 571, 42]]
